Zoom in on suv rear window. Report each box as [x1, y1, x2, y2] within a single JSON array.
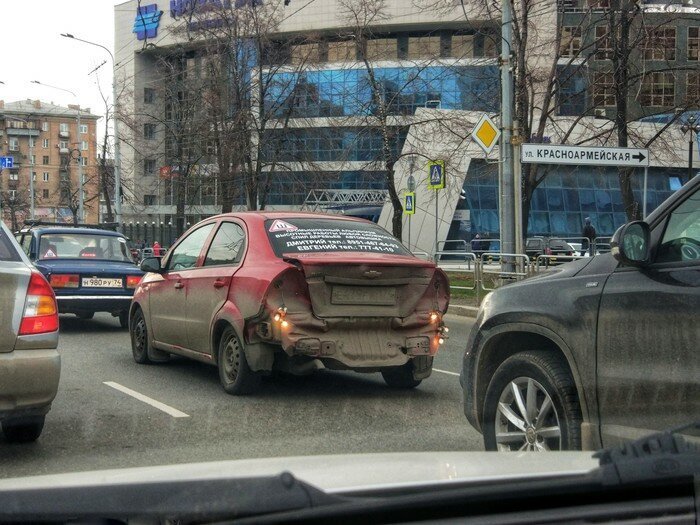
[[0, 228, 21, 262], [265, 218, 410, 257]]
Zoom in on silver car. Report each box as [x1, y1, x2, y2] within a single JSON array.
[[0, 221, 60, 443]]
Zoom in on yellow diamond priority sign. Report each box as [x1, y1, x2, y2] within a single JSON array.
[[471, 114, 500, 155]]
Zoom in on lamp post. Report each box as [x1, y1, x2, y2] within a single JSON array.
[[31, 80, 84, 222], [681, 115, 700, 181], [61, 33, 122, 228]]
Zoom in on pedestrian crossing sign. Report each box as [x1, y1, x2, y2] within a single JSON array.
[[404, 192, 415, 215], [427, 160, 445, 190]]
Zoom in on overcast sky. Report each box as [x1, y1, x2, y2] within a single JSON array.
[[0, 0, 128, 140]]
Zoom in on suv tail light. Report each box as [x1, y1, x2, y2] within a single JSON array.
[[126, 275, 142, 288], [19, 271, 59, 335], [50, 274, 80, 288]]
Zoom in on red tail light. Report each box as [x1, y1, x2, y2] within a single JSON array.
[[126, 275, 142, 288], [19, 271, 59, 335], [50, 274, 80, 288]]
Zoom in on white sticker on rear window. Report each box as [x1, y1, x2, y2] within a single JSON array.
[[268, 220, 298, 233]]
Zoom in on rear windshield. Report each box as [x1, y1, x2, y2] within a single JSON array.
[[265, 218, 410, 257], [0, 228, 20, 262], [38, 233, 134, 262]]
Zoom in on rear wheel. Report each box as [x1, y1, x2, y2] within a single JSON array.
[[381, 361, 422, 389], [118, 310, 129, 329], [76, 312, 94, 320], [2, 416, 45, 443], [130, 308, 152, 364], [482, 351, 582, 451], [218, 326, 260, 395]]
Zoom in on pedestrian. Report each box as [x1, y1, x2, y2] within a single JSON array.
[[582, 217, 596, 256], [152, 240, 162, 257]]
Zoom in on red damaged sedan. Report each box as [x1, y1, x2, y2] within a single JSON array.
[[129, 213, 450, 395]]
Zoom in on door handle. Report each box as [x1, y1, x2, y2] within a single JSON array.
[[213, 279, 227, 288], [174, 282, 184, 289]]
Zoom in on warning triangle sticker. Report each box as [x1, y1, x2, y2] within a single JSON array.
[[44, 249, 57, 258], [269, 220, 298, 233]]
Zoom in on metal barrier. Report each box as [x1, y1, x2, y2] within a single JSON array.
[[437, 239, 468, 251], [434, 250, 474, 269], [535, 254, 588, 272], [594, 237, 612, 254], [478, 253, 530, 292], [439, 253, 480, 304], [411, 250, 432, 260]]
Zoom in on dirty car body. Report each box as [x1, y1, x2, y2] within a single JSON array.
[[130, 213, 449, 394]]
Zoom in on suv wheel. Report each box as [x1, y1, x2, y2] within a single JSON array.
[[483, 351, 581, 451], [2, 416, 45, 443]]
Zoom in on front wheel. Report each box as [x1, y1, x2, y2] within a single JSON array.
[[381, 361, 422, 389], [130, 308, 153, 364], [482, 350, 582, 452], [218, 327, 261, 395], [2, 416, 45, 443]]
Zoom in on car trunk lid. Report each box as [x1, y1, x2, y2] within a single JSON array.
[[284, 253, 437, 318], [0, 262, 31, 353]]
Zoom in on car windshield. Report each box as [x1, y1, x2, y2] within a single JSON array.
[[265, 218, 411, 257], [1, 0, 699, 514], [38, 233, 134, 263]]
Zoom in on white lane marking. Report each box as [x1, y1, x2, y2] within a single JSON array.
[[433, 368, 460, 377], [103, 381, 190, 418]]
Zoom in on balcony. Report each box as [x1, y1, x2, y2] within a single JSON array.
[[5, 128, 40, 137], [59, 130, 70, 139], [59, 147, 71, 155]]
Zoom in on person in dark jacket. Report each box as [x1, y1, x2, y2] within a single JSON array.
[[582, 217, 596, 256]]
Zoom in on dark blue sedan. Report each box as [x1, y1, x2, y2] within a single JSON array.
[[14, 224, 144, 328]]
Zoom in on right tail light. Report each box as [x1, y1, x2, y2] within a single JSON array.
[[19, 271, 59, 335]]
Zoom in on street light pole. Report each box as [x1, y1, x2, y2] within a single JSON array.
[[31, 80, 84, 222], [500, 0, 516, 268], [681, 115, 700, 180], [61, 33, 122, 228]]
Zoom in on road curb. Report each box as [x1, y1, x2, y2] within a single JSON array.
[[448, 305, 479, 318]]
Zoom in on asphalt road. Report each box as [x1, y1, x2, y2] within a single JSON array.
[[0, 313, 481, 478]]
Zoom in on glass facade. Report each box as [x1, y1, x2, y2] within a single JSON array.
[[266, 65, 500, 118], [265, 171, 386, 206], [453, 160, 688, 240]]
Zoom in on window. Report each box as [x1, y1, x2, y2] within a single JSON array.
[[291, 42, 321, 64], [59, 123, 69, 133], [8, 189, 17, 201], [328, 40, 356, 62], [81, 140, 88, 151], [588, 0, 610, 8], [41, 122, 48, 132], [43, 138, 49, 148], [30, 154, 36, 165], [143, 123, 156, 140], [79, 124, 88, 134], [560, 26, 582, 58], [43, 155, 49, 165], [365, 38, 398, 60], [80, 157, 88, 166], [143, 194, 156, 205], [592, 72, 616, 106], [42, 189, 49, 199], [688, 72, 700, 104], [43, 172, 49, 182], [204, 222, 246, 266], [9, 172, 18, 181], [167, 223, 216, 271], [689, 27, 700, 61], [59, 141, 68, 149], [144, 87, 156, 104], [144, 158, 157, 175], [9, 138, 19, 151], [32, 172, 36, 182], [641, 72, 675, 107], [29, 137, 36, 148], [408, 36, 441, 60], [643, 27, 675, 61], [595, 26, 613, 60], [657, 188, 700, 263], [452, 34, 474, 58]]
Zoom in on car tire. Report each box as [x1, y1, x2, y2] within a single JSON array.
[[2, 416, 45, 443], [482, 350, 581, 452], [76, 312, 94, 320], [119, 311, 129, 329], [218, 326, 260, 395], [381, 361, 422, 389], [131, 308, 153, 364]]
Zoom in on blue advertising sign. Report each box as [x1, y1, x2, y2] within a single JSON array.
[[0, 157, 14, 169], [133, 4, 162, 40]]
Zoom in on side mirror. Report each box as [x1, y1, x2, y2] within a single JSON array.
[[611, 221, 651, 267], [140, 257, 163, 273]]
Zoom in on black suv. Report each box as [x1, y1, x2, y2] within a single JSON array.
[[461, 176, 699, 451]]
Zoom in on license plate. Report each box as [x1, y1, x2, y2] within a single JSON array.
[[82, 277, 123, 288], [331, 285, 396, 306]]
